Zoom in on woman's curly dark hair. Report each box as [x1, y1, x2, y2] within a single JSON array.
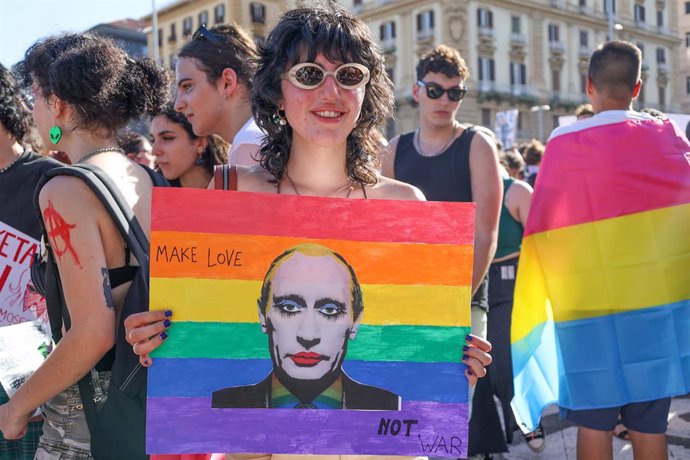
[[0, 63, 31, 143], [152, 104, 228, 175], [17, 33, 170, 138], [252, 5, 394, 185]]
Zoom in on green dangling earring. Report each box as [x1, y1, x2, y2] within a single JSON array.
[[49, 125, 62, 145]]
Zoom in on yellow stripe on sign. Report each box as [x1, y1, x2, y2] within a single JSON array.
[[514, 203, 690, 337], [151, 277, 471, 327]]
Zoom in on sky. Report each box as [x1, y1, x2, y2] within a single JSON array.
[[0, 0, 178, 67]]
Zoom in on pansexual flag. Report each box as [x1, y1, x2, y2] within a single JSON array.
[[147, 188, 475, 457], [511, 111, 690, 432]]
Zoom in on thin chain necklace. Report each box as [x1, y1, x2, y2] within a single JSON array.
[[75, 147, 125, 164], [414, 123, 459, 157], [0, 149, 24, 174], [285, 170, 355, 198]]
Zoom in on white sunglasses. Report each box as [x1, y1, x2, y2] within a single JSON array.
[[284, 62, 370, 90]]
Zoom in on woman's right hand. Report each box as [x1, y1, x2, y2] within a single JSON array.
[[124, 310, 172, 367]]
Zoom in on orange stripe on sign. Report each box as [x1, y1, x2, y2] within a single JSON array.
[[150, 231, 473, 286]]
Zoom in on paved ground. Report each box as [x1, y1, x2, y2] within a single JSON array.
[[496, 396, 690, 459]]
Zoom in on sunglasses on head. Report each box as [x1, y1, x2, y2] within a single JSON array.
[[417, 80, 467, 101], [192, 25, 224, 46], [285, 63, 370, 90], [21, 93, 35, 111]]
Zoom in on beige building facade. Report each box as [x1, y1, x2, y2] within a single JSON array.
[[348, 0, 682, 141], [677, 0, 690, 113]]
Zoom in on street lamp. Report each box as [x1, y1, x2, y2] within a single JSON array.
[[530, 104, 551, 142]]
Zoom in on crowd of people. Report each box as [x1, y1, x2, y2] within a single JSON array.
[[0, 3, 688, 460]]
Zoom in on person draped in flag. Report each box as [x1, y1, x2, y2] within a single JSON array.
[[511, 40, 690, 460]]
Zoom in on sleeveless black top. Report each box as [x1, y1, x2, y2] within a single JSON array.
[[394, 126, 476, 202]]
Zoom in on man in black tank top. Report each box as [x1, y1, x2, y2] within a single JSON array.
[[382, 45, 502, 325]]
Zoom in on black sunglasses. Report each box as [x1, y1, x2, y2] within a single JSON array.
[[192, 25, 224, 46], [417, 80, 467, 102]]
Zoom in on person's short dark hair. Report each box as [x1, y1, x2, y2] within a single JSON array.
[[178, 23, 259, 92], [588, 41, 641, 102], [257, 245, 364, 322], [416, 45, 469, 81], [17, 33, 170, 138], [0, 63, 31, 143], [252, 5, 394, 186], [151, 103, 228, 174], [118, 131, 148, 155], [500, 148, 525, 175], [574, 103, 594, 119], [520, 138, 545, 166]]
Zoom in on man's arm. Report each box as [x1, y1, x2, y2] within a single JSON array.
[[379, 135, 400, 178], [468, 131, 503, 294]]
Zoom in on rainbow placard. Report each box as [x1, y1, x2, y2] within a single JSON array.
[[147, 189, 475, 457], [511, 112, 690, 432]]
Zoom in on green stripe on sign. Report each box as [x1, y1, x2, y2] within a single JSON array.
[[153, 322, 470, 363]]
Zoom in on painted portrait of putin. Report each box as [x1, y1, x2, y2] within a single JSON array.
[[212, 243, 401, 410]]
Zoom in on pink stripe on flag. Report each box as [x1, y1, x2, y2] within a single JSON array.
[[526, 118, 690, 236]]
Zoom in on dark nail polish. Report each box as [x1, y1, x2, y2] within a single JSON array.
[[462, 345, 470, 352], [467, 368, 473, 376], [143, 358, 151, 366], [466, 334, 474, 341], [163, 319, 171, 328], [462, 354, 469, 361], [160, 332, 168, 340], [164, 310, 173, 317]]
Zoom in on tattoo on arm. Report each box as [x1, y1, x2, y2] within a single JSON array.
[[43, 200, 83, 269], [101, 268, 115, 311]]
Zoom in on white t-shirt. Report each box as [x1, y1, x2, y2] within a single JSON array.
[[227, 117, 264, 167]]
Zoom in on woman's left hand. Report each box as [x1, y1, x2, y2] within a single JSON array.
[[0, 402, 31, 440], [462, 334, 492, 387]]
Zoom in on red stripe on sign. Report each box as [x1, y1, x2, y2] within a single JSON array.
[[152, 188, 475, 245]]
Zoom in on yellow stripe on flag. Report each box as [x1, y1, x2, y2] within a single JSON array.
[[151, 277, 471, 327]]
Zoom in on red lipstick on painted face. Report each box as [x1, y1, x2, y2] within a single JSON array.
[[287, 352, 328, 367]]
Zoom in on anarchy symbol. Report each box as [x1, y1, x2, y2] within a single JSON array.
[[43, 200, 83, 268]]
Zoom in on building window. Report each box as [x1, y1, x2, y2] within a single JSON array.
[[604, 0, 616, 14], [657, 10, 663, 27], [250, 3, 266, 24], [169, 53, 176, 69], [477, 8, 493, 28], [658, 87, 665, 108], [481, 108, 492, 127], [656, 47, 666, 63], [354, 0, 362, 4], [686, 1, 690, 13], [478, 57, 496, 82], [215, 4, 225, 24], [198, 10, 209, 26], [511, 16, 521, 34], [637, 42, 645, 60], [386, 67, 395, 85], [510, 62, 526, 86], [183, 17, 193, 36], [548, 24, 559, 43], [634, 4, 645, 23], [168, 23, 177, 42], [552, 70, 561, 93], [686, 77, 690, 94], [579, 30, 588, 48], [158, 28, 163, 48], [416, 10, 435, 39], [579, 0, 586, 8], [379, 21, 396, 41], [686, 33, 690, 47]]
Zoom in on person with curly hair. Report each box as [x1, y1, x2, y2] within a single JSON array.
[[0, 33, 170, 457], [150, 104, 228, 188], [174, 23, 263, 167], [0, 62, 59, 460], [124, 5, 493, 460]]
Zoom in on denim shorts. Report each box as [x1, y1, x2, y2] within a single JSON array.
[[35, 369, 110, 459], [560, 397, 672, 434]]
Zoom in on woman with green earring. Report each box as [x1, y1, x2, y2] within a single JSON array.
[[0, 33, 170, 457]]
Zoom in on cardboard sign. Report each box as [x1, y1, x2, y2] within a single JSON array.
[[147, 189, 475, 457]]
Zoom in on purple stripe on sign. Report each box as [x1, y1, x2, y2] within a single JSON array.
[[147, 397, 468, 458]]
